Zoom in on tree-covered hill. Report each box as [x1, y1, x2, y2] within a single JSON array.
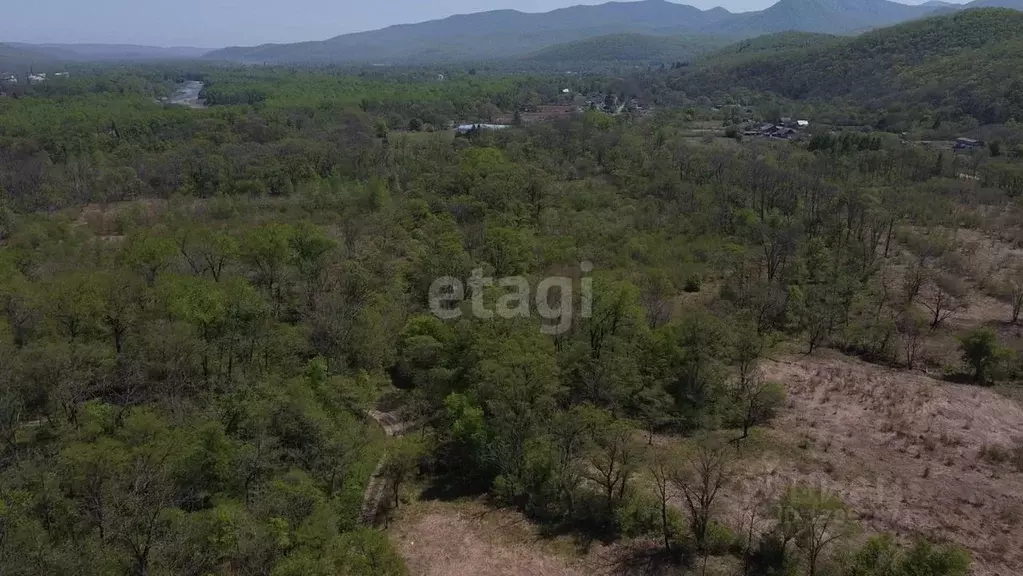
[[523, 33, 726, 68], [714, 0, 932, 36], [679, 8, 1023, 124], [0, 43, 55, 73], [696, 31, 842, 66]]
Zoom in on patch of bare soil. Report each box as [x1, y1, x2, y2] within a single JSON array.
[[390, 500, 598, 576], [955, 228, 1023, 280], [756, 352, 1023, 576], [390, 499, 729, 576]]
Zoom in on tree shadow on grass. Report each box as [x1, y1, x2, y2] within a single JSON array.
[[596, 540, 691, 576], [419, 472, 491, 502]]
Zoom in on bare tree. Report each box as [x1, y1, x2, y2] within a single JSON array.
[[920, 272, 968, 329], [640, 273, 674, 329], [897, 308, 927, 369], [649, 457, 674, 558], [998, 265, 1023, 324], [109, 453, 176, 576], [735, 482, 771, 576], [777, 486, 857, 576], [671, 440, 732, 552], [587, 416, 640, 516], [901, 260, 927, 307]]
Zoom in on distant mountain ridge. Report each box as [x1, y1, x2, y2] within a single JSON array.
[[205, 0, 1023, 65], [8, 43, 208, 61], [0, 43, 55, 72]]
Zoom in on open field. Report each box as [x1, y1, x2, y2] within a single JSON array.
[[390, 500, 601, 576], [758, 353, 1023, 576]]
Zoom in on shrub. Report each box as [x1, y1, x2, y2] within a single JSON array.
[[704, 520, 740, 556], [683, 274, 702, 293], [958, 328, 1008, 384], [844, 534, 971, 576], [614, 491, 664, 539]]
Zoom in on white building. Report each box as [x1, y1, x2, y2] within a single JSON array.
[[28, 73, 47, 84], [455, 123, 510, 135]]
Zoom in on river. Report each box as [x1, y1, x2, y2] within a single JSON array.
[[167, 80, 206, 109]]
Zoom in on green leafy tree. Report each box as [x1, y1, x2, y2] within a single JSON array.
[[958, 328, 1007, 385], [121, 233, 178, 286]]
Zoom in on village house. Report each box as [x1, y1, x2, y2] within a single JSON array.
[[955, 137, 985, 151], [743, 122, 803, 140], [455, 123, 511, 135]]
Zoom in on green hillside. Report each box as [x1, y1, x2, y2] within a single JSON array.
[[0, 43, 54, 72], [714, 0, 930, 36], [525, 33, 726, 67], [680, 8, 1023, 123], [697, 31, 842, 66]]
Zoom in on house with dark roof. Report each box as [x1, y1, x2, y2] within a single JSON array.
[[955, 137, 984, 151]]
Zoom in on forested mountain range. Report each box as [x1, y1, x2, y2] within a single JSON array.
[[675, 8, 1023, 124], [205, 0, 1023, 64], [4, 0, 1023, 68]]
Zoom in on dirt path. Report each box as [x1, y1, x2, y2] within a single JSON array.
[[361, 409, 419, 525]]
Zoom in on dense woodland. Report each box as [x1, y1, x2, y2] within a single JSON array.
[[2, 10, 1023, 576]]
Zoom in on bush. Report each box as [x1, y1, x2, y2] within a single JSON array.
[[844, 534, 971, 576], [704, 520, 740, 556], [748, 531, 790, 576], [958, 328, 1008, 384], [683, 274, 702, 293], [614, 491, 663, 539]]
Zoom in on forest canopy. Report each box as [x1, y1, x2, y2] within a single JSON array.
[[2, 10, 1022, 574]]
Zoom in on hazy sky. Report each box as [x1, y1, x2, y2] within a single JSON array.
[[1, 0, 970, 48]]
